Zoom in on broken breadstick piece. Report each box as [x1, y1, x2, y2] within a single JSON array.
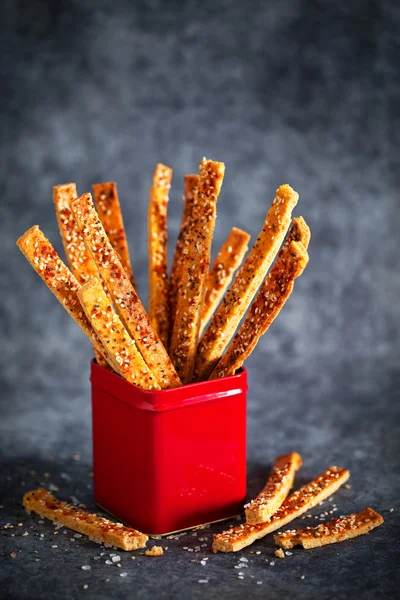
[[211, 235, 309, 379], [169, 174, 199, 341], [274, 507, 384, 549], [16, 225, 114, 370], [23, 488, 148, 551], [169, 159, 225, 383], [195, 184, 299, 381], [200, 227, 250, 336], [147, 164, 172, 347], [212, 466, 350, 552], [145, 546, 164, 556], [71, 193, 181, 389], [53, 183, 110, 370], [245, 452, 303, 525], [78, 278, 160, 390], [92, 182, 135, 287]]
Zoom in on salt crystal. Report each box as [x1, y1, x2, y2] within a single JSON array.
[[81, 565, 91, 571]]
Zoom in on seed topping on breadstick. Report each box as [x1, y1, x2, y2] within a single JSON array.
[[195, 184, 299, 381], [93, 182, 135, 287], [71, 193, 181, 389], [274, 507, 384, 549], [169, 159, 225, 383], [148, 164, 172, 347]]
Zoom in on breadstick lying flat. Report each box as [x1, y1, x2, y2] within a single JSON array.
[[71, 193, 181, 389], [274, 508, 383, 549], [16, 225, 114, 370], [200, 227, 250, 336], [92, 182, 135, 287], [212, 466, 350, 552], [23, 488, 148, 551], [169, 159, 225, 383], [53, 183, 110, 369], [169, 174, 199, 341], [245, 452, 303, 525], [78, 278, 160, 390], [195, 184, 299, 381], [147, 164, 172, 347], [211, 239, 309, 379]]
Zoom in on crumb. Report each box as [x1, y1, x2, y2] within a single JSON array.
[[344, 484, 351, 489], [389, 508, 394, 513], [145, 546, 163, 557], [275, 548, 285, 559], [10, 552, 17, 559], [301, 575, 305, 580]]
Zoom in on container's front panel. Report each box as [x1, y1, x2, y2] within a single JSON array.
[[153, 391, 247, 533]]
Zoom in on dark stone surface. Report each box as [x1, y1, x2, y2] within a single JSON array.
[[0, 0, 399, 598]]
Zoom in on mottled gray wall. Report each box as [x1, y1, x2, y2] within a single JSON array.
[[0, 0, 399, 458]]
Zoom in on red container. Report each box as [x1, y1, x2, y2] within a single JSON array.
[[90, 361, 247, 535]]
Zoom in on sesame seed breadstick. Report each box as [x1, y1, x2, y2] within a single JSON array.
[[78, 278, 160, 390], [195, 184, 299, 382], [92, 182, 135, 287], [16, 225, 115, 370], [53, 183, 110, 369], [147, 164, 172, 347], [169, 174, 199, 342], [200, 227, 250, 336], [53, 183, 99, 284], [23, 488, 148, 551], [274, 508, 383, 549], [169, 159, 225, 384], [210, 227, 309, 379], [212, 466, 350, 552], [71, 193, 181, 389], [245, 452, 303, 525]]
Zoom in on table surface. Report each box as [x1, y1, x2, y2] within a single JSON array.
[[1, 351, 399, 600], [1, 0, 400, 598]]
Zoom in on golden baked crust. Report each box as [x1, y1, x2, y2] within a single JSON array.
[[169, 174, 199, 342], [92, 182, 135, 287], [147, 164, 172, 347], [23, 488, 148, 551], [211, 217, 310, 379], [71, 193, 181, 389], [212, 466, 350, 552], [245, 452, 303, 525], [200, 227, 250, 336], [169, 159, 225, 383], [53, 183, 110, 369], [194, 184, 299, 381], [78, 278, 159, 389], [274, 507, 383, 549], [16, 225, 113, 369]]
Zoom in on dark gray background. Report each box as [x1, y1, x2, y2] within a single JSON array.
[[1, 1, 399, 598]]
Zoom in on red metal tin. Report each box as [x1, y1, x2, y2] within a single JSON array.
[[90, 360, 247, 535]]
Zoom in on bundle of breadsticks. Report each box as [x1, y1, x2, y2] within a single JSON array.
[[17, 158, 310, 389], [212, 452, 383, 553]]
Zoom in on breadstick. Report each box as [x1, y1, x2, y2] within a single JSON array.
[[195, 184, 299, 381], [169, 174, 199, 340], [212, 466, 350, 552], [245, 452, 303, 525], [147, 164, 172, 347], [16, 225, 115, 370], [78, 278, 160, 390], [23, 488, 148, 551], [211, 239, 308, 379], [169, 159, 225, 383], [53, 183, 99, 284], [274, 508, 384, 549], [71, 193, 181, 389], [200, 227, 250, 336], [92, 182, 135, 287], [53, 183, 110, 369]]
